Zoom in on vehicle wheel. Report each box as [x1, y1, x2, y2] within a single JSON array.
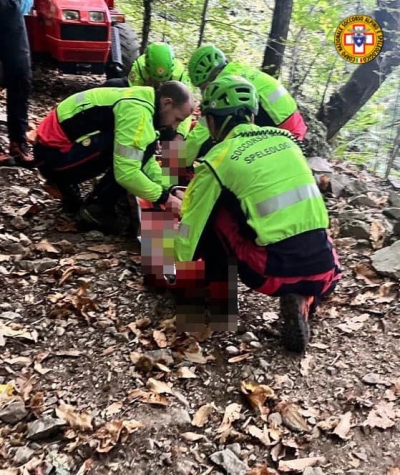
[[105, 22, 140, 79]]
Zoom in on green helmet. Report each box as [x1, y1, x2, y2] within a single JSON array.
[[145, 42, 175, 82], [201, 75, 259, 117], [188, 45, 227, 87]]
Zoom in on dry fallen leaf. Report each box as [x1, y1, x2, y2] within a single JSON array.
[[317, 416, 340, 432], [146, 378, 173, 395], [0, 322, 38, 345], [247, 424, 272, 446], [246, 465, 276, 475], [14, 375, 34, 402], [353, 262, 381, 285], [332, 411, 352, 439], [34, 239, 59, 254], [369, 220, 386, 250], [277, 402, 310, 432], [33, 362, 52, 375], [375, 282, 398, 303], [181, 432, 205, 442], [3, 356, 32, 367], [241, 381, 274, 415], [56, 402, 93, 431], [104, 402, 123, 417], [30, 392, 44, 416], [155, 362, 170, 373], [94, 420, 124, 453], [183, 349, 208, 364], [337, 314, 369, 333], [216, 403, 242, 435], [0, 383, 14, 397], [128, 389, 169, 406], [159, 316, 176, 332], [123, 419, 146, 434], [53, 349, 83, 358], [94, 419, 145, 453], [278, 457, 326, 472], [364, 401, 398, 429], [87, 244, 115, 254], [128, 317, 152, 337], [153, 330, 167, 348], [192, 403, 216, 427], [176, 367, 197, 379], [228, 353, 252, 364]]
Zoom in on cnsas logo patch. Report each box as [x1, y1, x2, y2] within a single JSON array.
[[334, 15, 384, 64]]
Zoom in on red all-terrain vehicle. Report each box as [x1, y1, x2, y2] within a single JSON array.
[[25, 0, 140, 78]]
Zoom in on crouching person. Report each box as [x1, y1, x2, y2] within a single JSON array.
[[31, 81, 194, 232], [174, 75, 342, 353]]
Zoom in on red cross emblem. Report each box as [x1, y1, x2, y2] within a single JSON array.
[[344, 23, 375, 55]]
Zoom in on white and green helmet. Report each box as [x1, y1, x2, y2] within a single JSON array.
[[188, 45, 227, 87]]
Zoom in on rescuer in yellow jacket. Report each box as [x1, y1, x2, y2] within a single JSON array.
[[185, 44, 308, 165], [32, 82, 194, 232], [175, 75, 342, 353], [104, 42, 193, 141]]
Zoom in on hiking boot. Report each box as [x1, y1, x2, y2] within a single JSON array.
[[43, 182, 83, 215], [9, 142, 34, 168], [61, 184, 83, 215], [280, 294, 314, 353], [76, 203, 125, 234]]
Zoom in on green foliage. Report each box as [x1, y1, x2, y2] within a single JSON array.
[[117, 0, 269, 65], [334, 67, 400, 175]]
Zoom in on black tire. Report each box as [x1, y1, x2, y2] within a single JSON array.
[[106, 22, 140, 80]]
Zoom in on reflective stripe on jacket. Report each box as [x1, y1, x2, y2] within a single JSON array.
[[175, 124, 328, 262], [55, 86, 165, 202]]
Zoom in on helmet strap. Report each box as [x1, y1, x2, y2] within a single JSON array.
[[216, 114, 233, 142]]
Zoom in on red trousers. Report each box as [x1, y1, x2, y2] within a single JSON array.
[[197, 206, 342, 306]]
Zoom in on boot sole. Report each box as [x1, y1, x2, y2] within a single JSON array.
[[280, 294, 310, 354]]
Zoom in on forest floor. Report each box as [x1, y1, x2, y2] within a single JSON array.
[[0, 67, 400, 475]]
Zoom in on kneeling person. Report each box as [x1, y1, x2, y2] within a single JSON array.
[[32, 81, 193, 231], [174, 75, 342, 353]]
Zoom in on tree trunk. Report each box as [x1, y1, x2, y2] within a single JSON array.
[[317, 0, 400, 140], [198, 0, 209, 48], [140, 0, 152, 54], [261, 0, 293, 78], [384, 122, 400, 179]]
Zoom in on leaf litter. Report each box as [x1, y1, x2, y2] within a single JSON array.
[[0, 97, 399, 473]]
